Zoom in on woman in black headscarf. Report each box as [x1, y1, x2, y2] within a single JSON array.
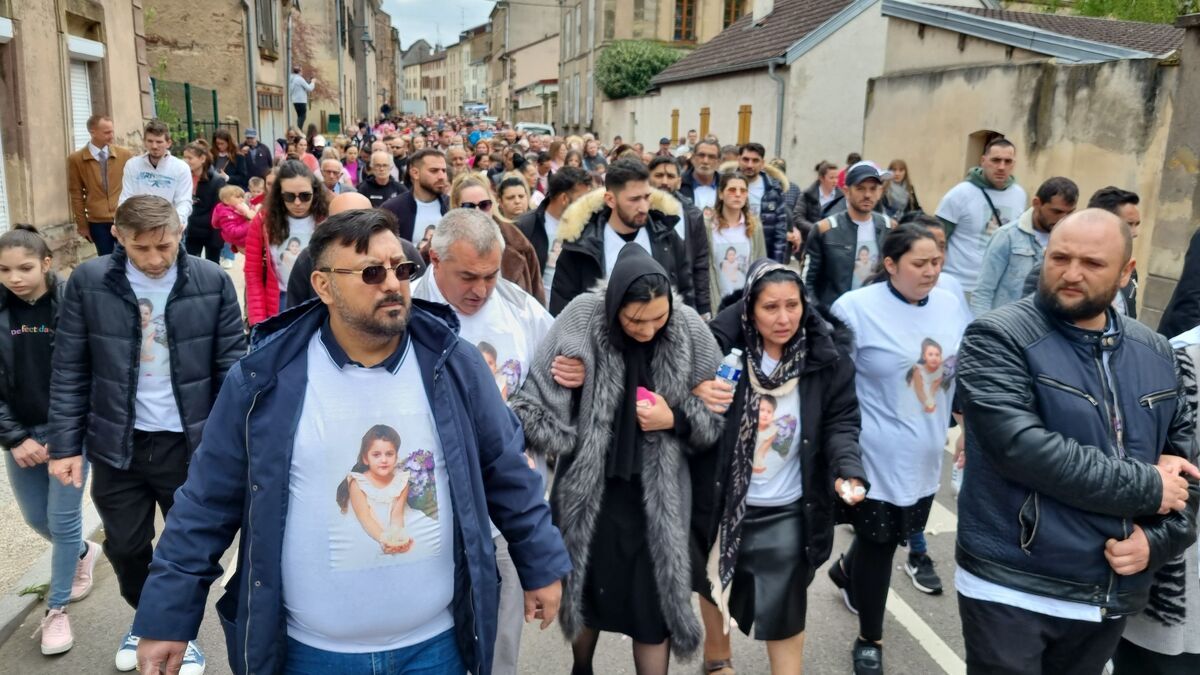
[[512, 244, 726, 674], [689, 258, 868, 675]]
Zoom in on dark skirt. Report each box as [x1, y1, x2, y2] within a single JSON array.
[[838, 494, 935, 545], [581, 475, 670, 644], [729, 500, 814, 640]]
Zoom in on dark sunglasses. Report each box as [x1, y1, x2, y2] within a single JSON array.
[[460, 199, 494, 212], [282, 191, 314, 204], [318, 262, 418, 285]]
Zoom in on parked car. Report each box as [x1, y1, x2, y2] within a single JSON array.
[[515, 122, 555, 137]]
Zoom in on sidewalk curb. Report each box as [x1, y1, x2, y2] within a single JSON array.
[[0, 500, 103, 645]]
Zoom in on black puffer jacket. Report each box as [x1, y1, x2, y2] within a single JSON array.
[[49, 247, 246, 470], [691, 296, 866, 581], [0, 276, 66, 447], [188, 169, 226, 237], [671, 190, 712, 317], [958, 295, 1198, 616]]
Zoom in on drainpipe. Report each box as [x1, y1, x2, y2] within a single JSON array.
[[241, 0, 259, 130], [336, 0, 346, 121], [767, 59, 785, 157]]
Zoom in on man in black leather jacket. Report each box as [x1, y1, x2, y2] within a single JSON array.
[[956, 208, 1200, 674], [47, 196, 244, 667], [648, 155, 712, 317]]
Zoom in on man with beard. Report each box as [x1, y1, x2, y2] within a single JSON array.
[[679, 139, 720, 211], [382, 149, 450, 242], [548, 159, 693, 315], [955, 208, 1200, 675], [648, 155, 711, 316], [134, 208, 571, 675], [447, 146, 470, 178]]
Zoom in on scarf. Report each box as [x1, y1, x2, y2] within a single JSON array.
[[605, 244, 672, 480], [710, 259, 808, 617]]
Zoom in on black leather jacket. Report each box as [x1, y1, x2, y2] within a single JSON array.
[[957, 294, 1198, 616], [49, 248, 246, 470], [803, 211, 892, 309]]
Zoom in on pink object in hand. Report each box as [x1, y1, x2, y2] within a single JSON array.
[[636, 387, 656, 408]]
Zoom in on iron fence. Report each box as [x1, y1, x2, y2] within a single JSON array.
[[150, 78, 240, 153]]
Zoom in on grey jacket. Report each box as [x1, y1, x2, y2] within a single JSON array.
[[510, 291, 724, 657], [970, 208, 1045, 316]]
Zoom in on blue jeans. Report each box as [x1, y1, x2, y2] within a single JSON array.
[[221, 243, 236, 261], [285, 630, 464, 675], [908, 531, 928, 555], [3, 424, 88, 608]]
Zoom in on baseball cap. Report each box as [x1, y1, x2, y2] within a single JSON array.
[[844, 161, 892, 187], [244, 128, 258, 138]]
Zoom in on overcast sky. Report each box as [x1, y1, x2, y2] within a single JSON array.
[[381, 0, 494, 51]]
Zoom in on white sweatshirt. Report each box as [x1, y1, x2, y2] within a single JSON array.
[[118, 153, 194, 225]]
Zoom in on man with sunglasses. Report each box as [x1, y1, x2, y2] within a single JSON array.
[[49, 195, 244, 674], [679, 139, 721, 211], [134, 208, 570, 675], [382, 148, 450, 243], [357, 150, 405, 208], [283, 192, 426, 310]]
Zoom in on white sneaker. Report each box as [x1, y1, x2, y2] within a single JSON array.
[[115, 630, 139, 671], [181, 640, 206, 675], [70, 540, 101, 601]]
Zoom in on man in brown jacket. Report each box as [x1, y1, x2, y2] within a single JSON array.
[[67, 115, 131, 255]]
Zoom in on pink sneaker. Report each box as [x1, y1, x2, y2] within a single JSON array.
[[36, 608, 74, 655], [70, 541, 101, 602]]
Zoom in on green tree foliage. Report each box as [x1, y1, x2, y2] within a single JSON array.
[[595, 41, 686, 99], [1073, 0, 1198, 23]]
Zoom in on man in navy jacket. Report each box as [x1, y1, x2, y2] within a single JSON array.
[[134, 209, 570, 674]]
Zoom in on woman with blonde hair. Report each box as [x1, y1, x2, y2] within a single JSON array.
[[706, 171, 767, 308], [448, 172, 546, 304], [882, 159, 921, 220]]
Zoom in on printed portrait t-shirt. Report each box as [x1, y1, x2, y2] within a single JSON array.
[[127, 261, 183, 433], [832, 282, 971, 506], [281, 331, 454, 653], [270, 215, 316, 292], [851, 215, 879, 291], [746, 353, 804, 507], [712, 222, 751, 301], [936, 181, 1028, 292], [542, 211, 561, 300]]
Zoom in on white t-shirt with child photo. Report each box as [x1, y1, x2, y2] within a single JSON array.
[[271, 215, 316, 292], [542, 211, 561, 299], [712, 223, 751, 300], [127, 261, 184, 433], [746, 353, 804, 507], [281, 334, 454, 653], [936, 181, 1028, 292], [851, 215, 879, 291], [831, 282, 971, 506]]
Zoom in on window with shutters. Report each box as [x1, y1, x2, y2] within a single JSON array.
[[724, 0, 745, 28], [674, 0, 696, 42], [258, 0, 279, 57], [69, 60, 93, 152]]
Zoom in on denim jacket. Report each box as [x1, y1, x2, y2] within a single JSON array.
[[970, 208, 1044, 317]]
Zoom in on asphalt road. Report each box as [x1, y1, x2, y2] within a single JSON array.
[[0, 432, 967, 675]]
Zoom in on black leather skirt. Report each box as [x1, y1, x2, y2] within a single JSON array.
[[729, 500, 814, 640]]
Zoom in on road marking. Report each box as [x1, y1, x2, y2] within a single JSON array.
[[887, 588, 967, 675], [220, 546, 239, 588], [926, 498, 958, 534]]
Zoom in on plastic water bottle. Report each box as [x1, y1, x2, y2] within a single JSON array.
[[717, 348, 743, 386]]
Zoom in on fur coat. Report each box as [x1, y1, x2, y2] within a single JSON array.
[[510, 289, 725, 656]]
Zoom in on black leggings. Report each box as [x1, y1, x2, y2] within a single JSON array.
[[844, 535, 899, 643]]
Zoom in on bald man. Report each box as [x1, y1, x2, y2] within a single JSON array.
[[955, 209, 1200, 674], [284, 192, 425, 308], [356, 150, 405, 208]]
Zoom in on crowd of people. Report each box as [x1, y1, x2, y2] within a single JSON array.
[[4, 111, 1196, 675]]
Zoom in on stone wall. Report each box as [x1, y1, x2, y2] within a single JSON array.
[[863, 57, 1179, 320]]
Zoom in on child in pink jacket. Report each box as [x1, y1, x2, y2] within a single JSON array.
[[211, 185, 256, 252]]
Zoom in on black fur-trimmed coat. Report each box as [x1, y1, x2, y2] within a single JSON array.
[[510, 289, 725, 657]]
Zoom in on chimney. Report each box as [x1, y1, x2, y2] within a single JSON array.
[[753, 0, 774, 24]]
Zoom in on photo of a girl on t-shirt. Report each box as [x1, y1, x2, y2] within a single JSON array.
[[335, 425, 414, 555], [906, 338, 945, 413]]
